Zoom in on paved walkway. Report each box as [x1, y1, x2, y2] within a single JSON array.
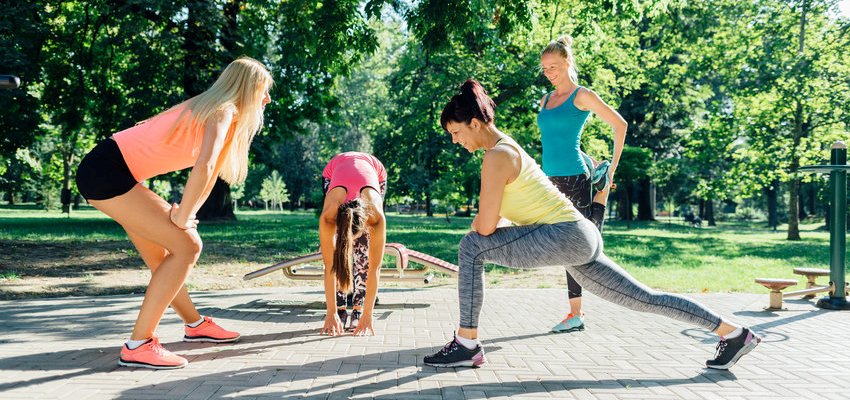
[[1, 287, 848, 399]]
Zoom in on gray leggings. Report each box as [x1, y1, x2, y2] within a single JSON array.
[[457, 219, 722, 331]]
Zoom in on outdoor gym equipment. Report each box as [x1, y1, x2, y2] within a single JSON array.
[[757, 141, 850, 310], [799, 141, 850, 310], [243, 243, 458, 284]]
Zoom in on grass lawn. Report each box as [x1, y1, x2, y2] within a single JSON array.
[[0, 203, 841, 298]]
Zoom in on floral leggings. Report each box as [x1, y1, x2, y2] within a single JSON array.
[[322, 178, 386, 308]]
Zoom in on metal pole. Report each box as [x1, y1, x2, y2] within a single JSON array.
[[818, 141, 849, 309]]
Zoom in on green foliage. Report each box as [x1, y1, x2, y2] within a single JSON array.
[[149, 179, 172, 201], [260, 170, 290, 211], [1, 0, 847, 227]]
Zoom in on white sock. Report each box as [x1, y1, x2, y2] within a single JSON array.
[[125, 338, 149, 350], [725, 326, 743, 339], [186, 316, 205, 328], [455, 334, 480, 350]]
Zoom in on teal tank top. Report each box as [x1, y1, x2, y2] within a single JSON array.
[[536, 87, 590, 177]]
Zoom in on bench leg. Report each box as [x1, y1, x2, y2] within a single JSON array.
[[768, 290, 785, 310], [803, 277, 817, 299]]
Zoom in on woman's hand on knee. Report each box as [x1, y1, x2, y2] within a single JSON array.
[[169, 203, 199, 230]]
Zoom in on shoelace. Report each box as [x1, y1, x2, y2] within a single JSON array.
[[440, 340, 459, 355], [147, 338, 166, 356], [714, 339, 728, 359]]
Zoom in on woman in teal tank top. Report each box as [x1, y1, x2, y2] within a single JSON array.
[[538, 35, 628, 334]]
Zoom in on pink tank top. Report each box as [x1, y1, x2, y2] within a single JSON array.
[[112, 106, 203, 182], [322, 152, 387, 202]]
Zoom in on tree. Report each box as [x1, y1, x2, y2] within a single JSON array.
[[230, 183, 244, 211], [260, 170, 289, 211], [730, 0, 850, 239]]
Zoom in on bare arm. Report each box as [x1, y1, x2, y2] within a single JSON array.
[[171, 109, 234, 228], [472, 145, 521, 236], [318, 190, 347, 336], [575, 88, 627, 176], [362, 216, 385, 315], [319, 192, 342, 315]]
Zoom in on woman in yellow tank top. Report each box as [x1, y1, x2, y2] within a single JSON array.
[[424, 79, 759, 371], [75, 57, 273, 370]]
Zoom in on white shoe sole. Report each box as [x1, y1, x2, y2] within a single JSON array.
[[424, 360, 482, 368]]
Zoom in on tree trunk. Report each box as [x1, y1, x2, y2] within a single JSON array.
[[824, 202, 830, 230], [787, 178, 801, 240], [183, 1, 231, 220], [221, 0, 241, 58], [806, 183, 816, 218], [766, 180, 779, 231], [197, 179, 235, 221], [617, 186, 633, 226], [636, 178, 655, 220], [61, 154, 73, 214], [705, 199, 716, 226], [426, 192, 433, 217], [787, 0, 807, 241]]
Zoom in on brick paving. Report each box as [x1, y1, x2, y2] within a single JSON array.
[[1, 287, 848, 399]]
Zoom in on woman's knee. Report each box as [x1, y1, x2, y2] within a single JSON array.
[[459, 232, 483, 257], [171, 232, 203, 264]]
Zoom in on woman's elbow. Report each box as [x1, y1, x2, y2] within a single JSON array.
[[477, 226, 497, 236], [194, 161, 216, 177]]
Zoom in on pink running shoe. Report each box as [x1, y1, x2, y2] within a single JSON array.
[[183, 316, 241, 343], [118, 337, 188, 369]]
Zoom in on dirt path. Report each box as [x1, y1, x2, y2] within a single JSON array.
[[0, 240, 566, 300]]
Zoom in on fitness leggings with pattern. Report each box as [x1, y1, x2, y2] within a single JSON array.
[[549, 174, 606, 300], [322, 178, 387, 308], [457, 218, 722, 331]]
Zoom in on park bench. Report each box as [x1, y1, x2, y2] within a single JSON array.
[[243, 242, 458, 284], [754, 268, 834, 310]]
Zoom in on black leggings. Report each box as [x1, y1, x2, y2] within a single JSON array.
[[549, 175, 606, 299]]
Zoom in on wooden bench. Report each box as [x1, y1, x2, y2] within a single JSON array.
[[793, 268, 831, 299], [755, 278, 798, 310]]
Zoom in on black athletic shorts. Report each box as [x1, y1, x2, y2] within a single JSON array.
[[75, 138, 138, 200]]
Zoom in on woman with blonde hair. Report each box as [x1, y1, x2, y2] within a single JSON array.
[[318, 152, 387, 337], [538, 35, 628, 334], [75, 57, 273, 369]]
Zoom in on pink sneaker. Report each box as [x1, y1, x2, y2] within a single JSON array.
[[183, 316, 240, 343], [118, 337, 188, 369]]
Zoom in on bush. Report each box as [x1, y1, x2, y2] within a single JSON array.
[[735, 206, 766, 221]]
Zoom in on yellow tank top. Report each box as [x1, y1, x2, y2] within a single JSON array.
[[497, 137, 582, 225]]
